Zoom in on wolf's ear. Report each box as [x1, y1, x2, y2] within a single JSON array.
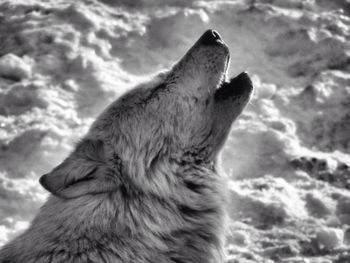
[[39, 139, 119, 199]]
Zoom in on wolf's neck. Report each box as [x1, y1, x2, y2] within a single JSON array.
[[4, 165, 227, 262]]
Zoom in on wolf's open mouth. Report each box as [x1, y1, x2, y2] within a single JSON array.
[[215, 71, 254, 100], [215, 51, 253, 98], [201, 30, 253, 98]]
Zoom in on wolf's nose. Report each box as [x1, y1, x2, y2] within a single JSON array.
[[199, 29, 222, 45], [211, 30, 221, 40]]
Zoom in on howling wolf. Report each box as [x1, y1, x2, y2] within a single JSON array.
[[0, 30, 253, 263]]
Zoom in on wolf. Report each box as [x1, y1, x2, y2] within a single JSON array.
[[0, 30, 253, 263]]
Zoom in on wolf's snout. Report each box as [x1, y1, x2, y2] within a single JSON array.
[[199, 29, 223, 46], [173, 29, 229, 97]]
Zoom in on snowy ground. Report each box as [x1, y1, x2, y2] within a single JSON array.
[[0, 0, 350, 262]]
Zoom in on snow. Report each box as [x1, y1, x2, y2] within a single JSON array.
[[316, 227, 343, 250], [0, 54, 32, 81], [0, 0, 350, 262]]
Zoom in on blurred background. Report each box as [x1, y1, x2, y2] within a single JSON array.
[[0, 0, 350, 262]]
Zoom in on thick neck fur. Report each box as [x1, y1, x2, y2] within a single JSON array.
[[0, 160, 228, 263]]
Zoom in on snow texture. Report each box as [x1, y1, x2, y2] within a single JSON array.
[[0, 0, 350, 262]]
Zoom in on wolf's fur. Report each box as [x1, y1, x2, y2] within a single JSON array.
[[0, 30, 253, 263]]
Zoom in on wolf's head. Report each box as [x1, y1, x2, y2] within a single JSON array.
[[40, 30, 253, 198]]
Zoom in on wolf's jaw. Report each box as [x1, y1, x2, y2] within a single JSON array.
[[215, 71, 254, 99]]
